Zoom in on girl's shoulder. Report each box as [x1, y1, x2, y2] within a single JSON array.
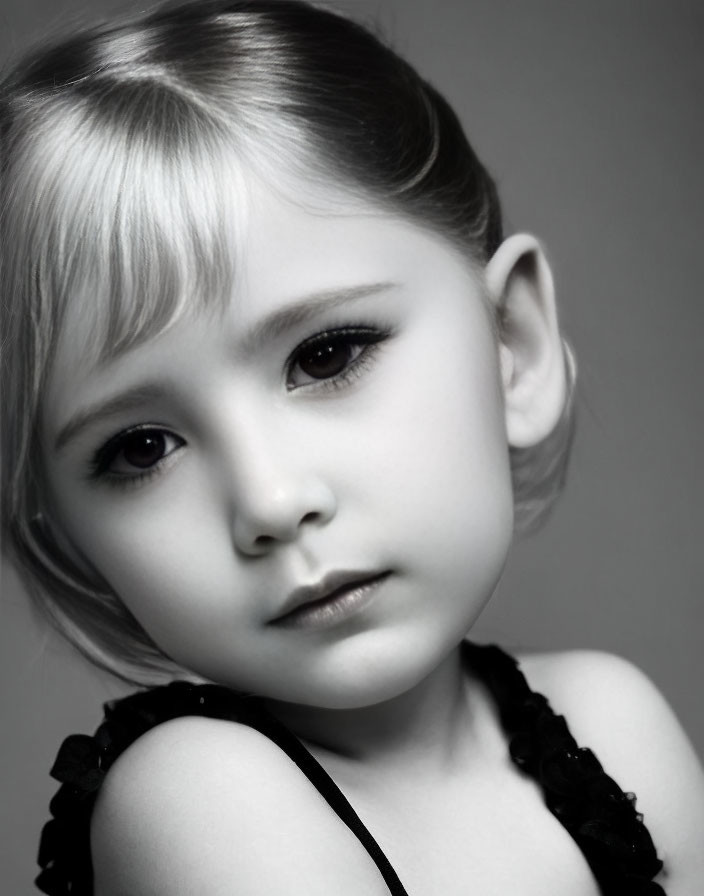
[[38, 683, 376, 896], [89, 714, 330, 894], [516, 648, 704, 892], [87, 701, 384, 896]]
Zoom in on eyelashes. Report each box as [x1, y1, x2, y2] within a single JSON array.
[[88, 323, 392, 487], [89, 426, 185, 488], [285, 325, 390, 391]]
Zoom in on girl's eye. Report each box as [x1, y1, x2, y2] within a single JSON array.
[[286, 327, 389, 389], [91, 427, 185, 481], [297, 337, 356, 379]]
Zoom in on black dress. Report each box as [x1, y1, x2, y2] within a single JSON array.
[[36, 642, 666, 895]]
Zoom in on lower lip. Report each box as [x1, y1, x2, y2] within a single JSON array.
[[273, 573, 390, 631]]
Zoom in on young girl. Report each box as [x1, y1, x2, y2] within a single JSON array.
[[1, 1, 702, 893]]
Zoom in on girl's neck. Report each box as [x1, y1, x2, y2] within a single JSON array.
[[263, 644, 481, 778]]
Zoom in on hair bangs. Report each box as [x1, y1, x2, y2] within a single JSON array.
[[30, 81, 250, 369]]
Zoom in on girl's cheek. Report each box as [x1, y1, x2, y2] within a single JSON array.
[[45, 467, 195, 590]]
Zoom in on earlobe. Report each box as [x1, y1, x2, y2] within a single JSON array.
[[486, 234, 567, 448]]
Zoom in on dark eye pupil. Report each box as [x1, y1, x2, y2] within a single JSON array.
[[298, 339, 352, 379], [122, 431, 166, 468]]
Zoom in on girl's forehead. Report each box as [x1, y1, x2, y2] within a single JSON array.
[[54, 163, 462, 370], [47, 177, 480, 405], [47, 156, 339, 366]]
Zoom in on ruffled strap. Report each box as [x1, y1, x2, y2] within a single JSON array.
[[35, 682, 262, 895], [464, 643, 666, 895]]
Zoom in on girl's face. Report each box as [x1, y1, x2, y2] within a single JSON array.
[[42, 175, 514, 708]]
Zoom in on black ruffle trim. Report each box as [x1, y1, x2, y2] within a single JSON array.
[[36, 646, 667, 895], [465, 644, 666, 895]]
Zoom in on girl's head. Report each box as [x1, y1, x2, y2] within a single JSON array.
[[1, 0, 574, 687]]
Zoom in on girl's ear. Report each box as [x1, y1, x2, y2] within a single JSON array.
[[486, 234, 567, 448]]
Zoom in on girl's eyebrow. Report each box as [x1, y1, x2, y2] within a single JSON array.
[[238, 281, 398, 356], [54, 281, 397, 454], [54, 384, 169, 454]]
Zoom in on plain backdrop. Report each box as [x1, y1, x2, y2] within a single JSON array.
[[1, 0, 703, 891]]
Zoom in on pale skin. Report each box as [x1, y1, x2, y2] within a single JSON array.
[[42, 173, 704, 894]]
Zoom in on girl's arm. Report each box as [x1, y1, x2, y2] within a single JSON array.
[[521, 649, 704, 894]]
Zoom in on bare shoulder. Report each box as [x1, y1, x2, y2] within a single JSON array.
[[90, 716, 379, 896], [91, 717, 291, 895], [518, 649, 704, 892]]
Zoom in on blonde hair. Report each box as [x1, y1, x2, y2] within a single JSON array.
[[1, 0, 576, 682]]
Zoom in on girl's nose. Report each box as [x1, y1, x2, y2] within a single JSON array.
[[232, 479, 337, 556], [227, 434, 337, 557]]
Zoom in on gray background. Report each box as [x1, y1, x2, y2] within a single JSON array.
[[1, 0, 702, 891]]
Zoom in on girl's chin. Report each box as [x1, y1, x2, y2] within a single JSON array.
[[175, 624, 469, 709], [267, 655, 459, 713]]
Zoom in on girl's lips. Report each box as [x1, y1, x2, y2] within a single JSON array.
[[271, 571, 391, 630]]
